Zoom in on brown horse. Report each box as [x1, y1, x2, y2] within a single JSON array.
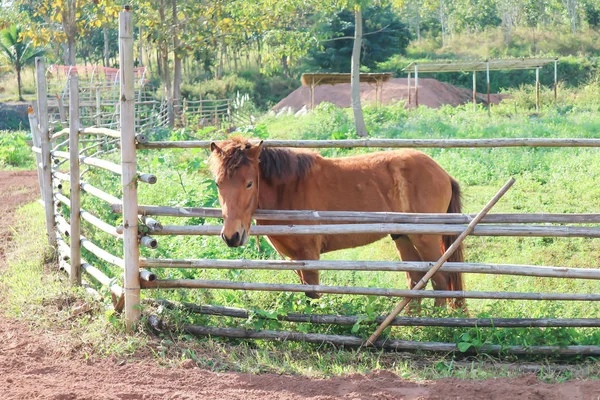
[[209, 137, 465, 310]]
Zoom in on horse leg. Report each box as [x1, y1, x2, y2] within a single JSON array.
[[392, 235, 424, 314], [408, 234, 451, 309], [292, 250, 321, 299]]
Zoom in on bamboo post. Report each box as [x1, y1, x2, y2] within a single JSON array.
[[407, 72, 411, 106], [536, 67, 540, 112], [28, 106, 44, 196], [472, 71, 477, 111], [120, 8, 141, 330], [367, 177, 515, 345], [57, 94, 66, 123], [69, 75, 82, 285], [486, 61, 490, 116], [414, 65, 419, 108], [96, 86, 102, 127], [36, 57, 57, 248], [554, 60, 558, 105]]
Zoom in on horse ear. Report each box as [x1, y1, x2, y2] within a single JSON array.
[[246, 140, 264, 160], [210, 141, 223, 155]]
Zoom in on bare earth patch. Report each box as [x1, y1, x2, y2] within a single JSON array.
[[1, 170, 600, 399]]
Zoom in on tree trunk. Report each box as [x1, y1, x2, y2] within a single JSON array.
[[217, 38, 224, 80], [67, 34, 76, 65], [17, 67, 23, 101], [172, 0, 182, 124], [138, 26, 144, 66], [103, 27, 110, 67], [257, 36, 262, 71], [351, 9, 368, 137], [281, 55, 289, 77]]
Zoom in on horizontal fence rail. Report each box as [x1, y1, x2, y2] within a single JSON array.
[[111, 204, 600, 224], [156, 302, 600, 328], [139, 258, 600, 280], [137, 138, 600, 150], [141, 279, 600, 301], [137, 223, 600, 238], [183, 325, 600, 356]]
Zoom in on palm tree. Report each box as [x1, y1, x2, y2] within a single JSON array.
[[0, 25, 45, 101]]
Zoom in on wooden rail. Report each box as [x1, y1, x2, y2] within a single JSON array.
[[112, 204, 600, 224], [137, 138, 600, 150], [158, 301, 600, 328], [141, 223, 600, 238], [141, 279, 600, 301], [139, 258, 600, 280]]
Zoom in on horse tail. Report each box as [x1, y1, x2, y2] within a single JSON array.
[[442, 177, 466, 311]]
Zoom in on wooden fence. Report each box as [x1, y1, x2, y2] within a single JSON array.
[[29, 9, 600, 355]]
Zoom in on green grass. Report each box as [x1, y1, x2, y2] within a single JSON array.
[[0, 130, 35, 169]]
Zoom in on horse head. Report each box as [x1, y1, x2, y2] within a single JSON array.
[[209, 138, 263, 247]]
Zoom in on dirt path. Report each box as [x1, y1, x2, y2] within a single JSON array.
[[1, 171, 600, 399]]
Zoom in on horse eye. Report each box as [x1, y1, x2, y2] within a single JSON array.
[[215, 181, 220, 188], [246, 181, 253, 189]]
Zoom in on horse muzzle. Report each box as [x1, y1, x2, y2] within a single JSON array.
[[221, 228, 248, 247]]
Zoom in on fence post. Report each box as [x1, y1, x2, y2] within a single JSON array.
[[69, 75, 82, 285], [96, 86, 102, 127], [119, 7, 141, 330], [28, 106, 44, 196], [35, 57, 57, 248]]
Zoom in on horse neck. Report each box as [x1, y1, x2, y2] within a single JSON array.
[[256, 159, 319, 210]]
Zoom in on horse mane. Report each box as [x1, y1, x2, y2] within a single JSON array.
[[209, 137, 318, 183]]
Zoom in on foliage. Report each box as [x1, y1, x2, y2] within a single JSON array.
[[0, 131, 35, 169], [0, 25, 45, 100], [181, 70, 300, 110], [303, 3, 410, 72]]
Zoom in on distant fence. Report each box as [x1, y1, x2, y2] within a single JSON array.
[[29, 9, 600, 356]]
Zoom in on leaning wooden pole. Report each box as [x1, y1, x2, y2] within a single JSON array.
[[69, 75, 82, 285], [35, 57, 56, 248], [367, 177, 516, 345], [119, 7, 141, 330]]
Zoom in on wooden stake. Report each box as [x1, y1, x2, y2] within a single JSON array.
[[69, 75, 82, 285], [35, 57, 56, 248], [366, 177, 515, 345], [119, 8, 141, 331]]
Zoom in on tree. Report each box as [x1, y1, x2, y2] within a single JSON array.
[[0, 25, 45, 100], [306, 4, 410, 72]]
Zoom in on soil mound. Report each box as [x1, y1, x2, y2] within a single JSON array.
[[272, 77, 508, 112]]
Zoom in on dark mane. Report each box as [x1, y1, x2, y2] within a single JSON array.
[[259, 146, 317, 184], [209, 137, 317, 183]]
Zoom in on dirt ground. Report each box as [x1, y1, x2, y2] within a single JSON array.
[[272, 78, 508, 113], [1, 171, 600, 399]]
